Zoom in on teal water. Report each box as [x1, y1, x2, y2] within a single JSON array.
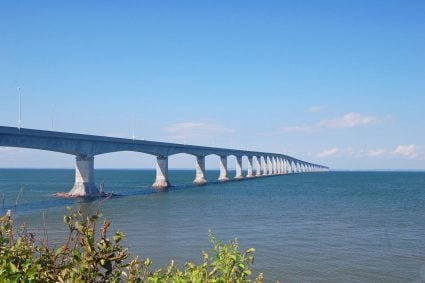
[[0, 169, 424, 282]]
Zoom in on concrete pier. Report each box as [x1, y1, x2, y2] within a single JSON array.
[[267, 157, 273, 175], [262, 156, 268, 175], [194, 156, 207, 185], [255, 156, 261, 176], [291, 161, 296, 173], [69, 156, 98, 196], [235, 156, 243, 179], [218, 156, 229, 181], [282, 159, 288, 174], [247, 156, 254, 178], [152, 156, 170, 189]]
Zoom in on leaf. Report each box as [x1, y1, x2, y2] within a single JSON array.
[[245, 248, 255, 253], [55, 246, 64, 257], [9, 262, 17, 273]]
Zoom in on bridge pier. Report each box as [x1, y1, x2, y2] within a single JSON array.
[[262, 156, 268, 175], [193, 156, 207, 185], [276, 157, 282, 175], [152, 156, 170, 189], [246, 156, 254, 178], [289, 161, 293, 173], [255, 156, 261, 176], [218, 156, 229, 181], [291, 161, 296, 173], [283, 159, 288, 174], [235, 156, 243, 179], [268, 157, 273, 175], [69, 156, 98, 196]]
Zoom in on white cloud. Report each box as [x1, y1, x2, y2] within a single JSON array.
[[367, 149, 387, 157], [317, 148, 339, 158], [308, 105, 325, 113], [281, 112, 381, 133], [393, 144, 418, 159], [165, 122, 235, 142], [317, 112, 380, 129], [340, 145, 421, 159]]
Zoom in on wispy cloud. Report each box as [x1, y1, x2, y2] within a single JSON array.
[[336, 145, 420, 159], [393, 144, 418, 159], [317, 148, 339, 158], [318, 112, 380, 129], [282, 112, 381, 133], [367, 149, 387, 157], [165, 122, 235, 142], [308, 105, 325, 113]]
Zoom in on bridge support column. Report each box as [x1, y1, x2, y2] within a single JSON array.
[[247, 156, 254, 178], [194, 156, 207, 185], [277, 158, 282, 174], [69, 156, 98, 196], [218, 156, 229, 181], [291, 161, 296, 173], [282, 159, 288, 174], [262, 157, 268, 175], [235, 156, 243, 179], [152, 156, 170, 189], [268, 157, 273, 175], [255, 156, 261, 176]]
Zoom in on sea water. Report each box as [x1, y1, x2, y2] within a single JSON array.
[[0, 169, 424, 282]]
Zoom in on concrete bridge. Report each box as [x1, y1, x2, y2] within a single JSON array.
[[0, 126, 328, 196]]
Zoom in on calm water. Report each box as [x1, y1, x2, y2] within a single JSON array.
[[0, 169, 424, 282]]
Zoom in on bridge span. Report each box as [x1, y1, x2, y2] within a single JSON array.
[[0, 126, 328, 196]]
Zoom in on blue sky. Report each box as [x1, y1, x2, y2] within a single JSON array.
[[0, 0, 424, 170]]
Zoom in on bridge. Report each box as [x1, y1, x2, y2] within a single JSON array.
[[0, 126, 328, 196]]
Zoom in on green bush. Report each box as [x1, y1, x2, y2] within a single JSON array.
[[0, 208, 264, 282]]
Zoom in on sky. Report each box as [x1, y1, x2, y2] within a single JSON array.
[[0, 0, 424, 170]]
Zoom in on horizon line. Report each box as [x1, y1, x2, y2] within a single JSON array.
[[0, 167, 424, 172]]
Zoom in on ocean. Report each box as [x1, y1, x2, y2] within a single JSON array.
[[0, 169, 424, 282]]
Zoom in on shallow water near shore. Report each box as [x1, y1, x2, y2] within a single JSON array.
[[1, 169, 424, 282]]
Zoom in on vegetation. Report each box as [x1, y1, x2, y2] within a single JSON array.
[[0, 208, 264, 282]]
